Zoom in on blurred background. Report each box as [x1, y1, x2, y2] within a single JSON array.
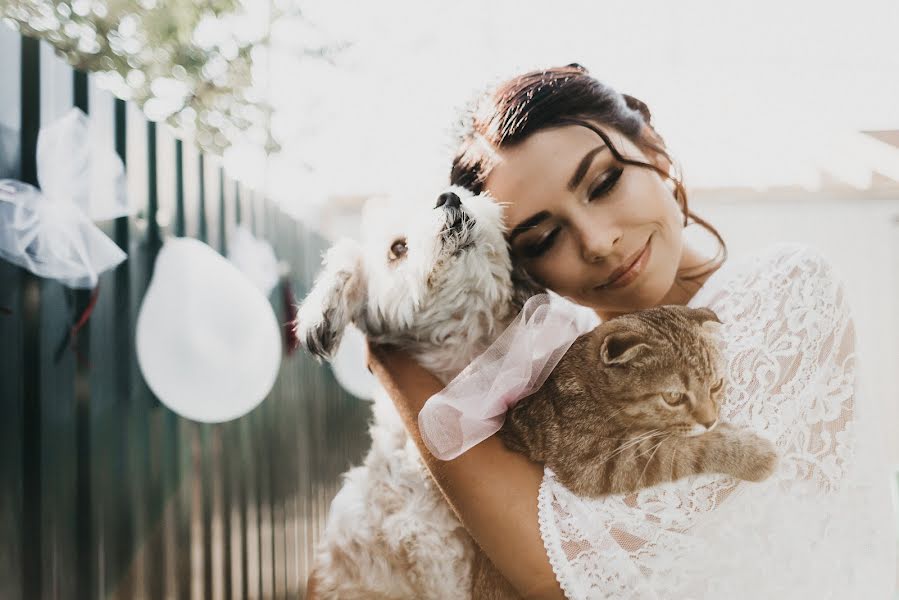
[[1, 0, 897, 597]]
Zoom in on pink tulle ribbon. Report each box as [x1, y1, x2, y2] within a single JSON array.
[[418, 293, 600, 460]]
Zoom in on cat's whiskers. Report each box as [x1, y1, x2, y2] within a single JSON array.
[[600, 429, 665, 465], [594, 424, 644, 442], [634, 433, 670, 461], [635, 434, 671, 488], [669, 441, 680, 479], [595, 406, 630, 429], [618, 429, 662, 451]]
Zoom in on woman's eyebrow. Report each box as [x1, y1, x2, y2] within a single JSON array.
[[567, 145, 608, 191], [507, 211, 550, 242]]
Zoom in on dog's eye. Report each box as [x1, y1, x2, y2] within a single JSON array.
[[389, 239, 408, 261]]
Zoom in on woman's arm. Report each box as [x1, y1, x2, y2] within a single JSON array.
[[367, 343, 566, 600]]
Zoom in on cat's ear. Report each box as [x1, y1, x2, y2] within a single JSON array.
[[687, 307, 722, 335], [687, 307, 721, 324], [599, 330, 650, 366]]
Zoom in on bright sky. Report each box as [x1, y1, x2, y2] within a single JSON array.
[[234, 0, 899, 213]]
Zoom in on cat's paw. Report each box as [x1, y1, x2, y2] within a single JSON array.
[[737, 434, 778, 482]]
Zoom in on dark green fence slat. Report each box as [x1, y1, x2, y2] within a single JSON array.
[[0, 24, 24, 600], [218, 167, 227, 254], [174, 140, 185, 237], [198, 152, 208, 243], [71, 68, 94, 600], [234, 178, 242, 225]]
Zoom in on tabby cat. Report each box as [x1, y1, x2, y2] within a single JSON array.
[[470, 305, 778, 599]]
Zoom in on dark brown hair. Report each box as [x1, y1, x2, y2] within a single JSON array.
[[449, 63, 726, 282]]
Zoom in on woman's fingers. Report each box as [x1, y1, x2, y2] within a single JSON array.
[[365, 339, 401, 373], [367, 342, 417, 374], [366, 344, 445, 415]]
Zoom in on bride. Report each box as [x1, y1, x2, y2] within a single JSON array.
[[352, 64, 895, 598]]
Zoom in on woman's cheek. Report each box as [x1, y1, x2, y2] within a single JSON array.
[[539, 258, 587, 299]]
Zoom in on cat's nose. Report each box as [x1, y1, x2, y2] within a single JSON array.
[[435, 192, 461, 210], [701, 418, 718, 430]]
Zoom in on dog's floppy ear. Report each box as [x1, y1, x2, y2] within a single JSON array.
[[295, 239, 366, 361], [510, 262, 545, 312]]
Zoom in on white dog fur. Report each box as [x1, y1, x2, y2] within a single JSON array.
[[295, 186, 537, 599]]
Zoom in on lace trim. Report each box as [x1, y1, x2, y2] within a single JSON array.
[[538, 466, 577, 600]]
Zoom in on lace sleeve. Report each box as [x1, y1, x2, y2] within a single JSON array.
[[538, 243, 896, 599]]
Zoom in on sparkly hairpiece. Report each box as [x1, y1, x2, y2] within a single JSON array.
[[446, 87, 505, 174], [448, 83, 494, 148]]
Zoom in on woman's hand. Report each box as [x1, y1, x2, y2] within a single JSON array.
[[366, 341, 442, 425], [365, 341, 566, 600]]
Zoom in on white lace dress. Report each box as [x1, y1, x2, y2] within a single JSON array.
[[538, 243, 897, 599]]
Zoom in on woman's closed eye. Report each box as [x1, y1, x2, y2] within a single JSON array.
[[517, 166, 625, 259], [588, 166, 624, 200], [520, 227, 560, 258]]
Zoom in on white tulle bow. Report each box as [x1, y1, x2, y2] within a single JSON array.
[[418, 293, 600, 460], [0, 108, 130, 288]]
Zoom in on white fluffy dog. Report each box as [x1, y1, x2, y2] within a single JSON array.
[[295, 186, 537, 599]]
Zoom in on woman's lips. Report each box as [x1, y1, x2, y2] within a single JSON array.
[[596, 237, 652, 291]]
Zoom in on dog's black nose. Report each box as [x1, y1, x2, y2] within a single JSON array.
[[435, 192, 461, 210]]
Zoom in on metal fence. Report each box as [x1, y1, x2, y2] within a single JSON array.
[[0, 29, 371, 599]]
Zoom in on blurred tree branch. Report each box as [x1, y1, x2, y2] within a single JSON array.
[[1, 0, 345, 156]]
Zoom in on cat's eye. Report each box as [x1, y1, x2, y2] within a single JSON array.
[[662, 392, 689, 407], [389, 239, 408, 261], [710, 378, 724, 393]]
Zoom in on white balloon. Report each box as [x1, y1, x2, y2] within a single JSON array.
[[136, 237, 282, 423], [330, 323, 376, 400], [227, 225, 280, 297]]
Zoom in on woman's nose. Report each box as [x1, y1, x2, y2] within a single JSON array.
[[578, 225, 622, 263]]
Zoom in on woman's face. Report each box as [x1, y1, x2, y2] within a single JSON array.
[[484, 121, 689, 315]]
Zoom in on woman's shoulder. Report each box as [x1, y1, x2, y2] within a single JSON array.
[[747, 242, 845, 298], [717, 241, 837, 286], [690, 242, 843, 309], [749, 241, 834, 272]]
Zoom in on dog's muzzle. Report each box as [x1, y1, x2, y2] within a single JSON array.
[[435, 192, 473, 237]]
